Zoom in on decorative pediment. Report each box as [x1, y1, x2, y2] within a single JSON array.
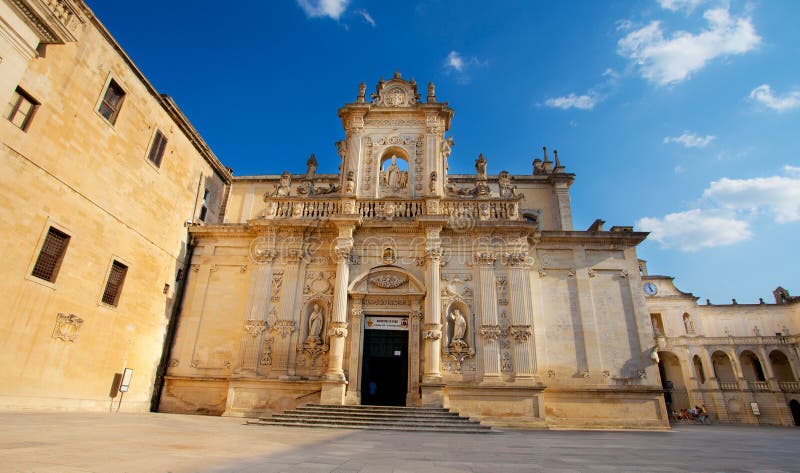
[[371, 72, 420, 108], [349, 266, 425, 296]]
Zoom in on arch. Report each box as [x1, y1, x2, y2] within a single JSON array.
[[739, 350, 766, 382], [711, 350, 736, 382], [348, 266, 426, 296], [379, 146, 411, 166], [692, 354, 706, 384], [769, 349, 796, 382], [658, 350, 690, 411], [444, 300, 470, 349], [790, 400, 800, 426]]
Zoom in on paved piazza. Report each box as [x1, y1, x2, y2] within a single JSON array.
[[0, 413, 797, 472]]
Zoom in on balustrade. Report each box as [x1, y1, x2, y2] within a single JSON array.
[[748, 381, 770, 391], [778, 381, 800, 392], [718, 381, 740, 391]]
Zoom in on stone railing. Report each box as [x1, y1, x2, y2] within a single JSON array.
[[657, 334, 799, 349], [265, 199, 341, 218], [263, 197, 521, 222], [748, 381, 770, 392], [779, 381, 800, 393], [718, 381, 739, 391]]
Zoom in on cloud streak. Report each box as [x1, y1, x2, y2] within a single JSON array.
[[296, 0, 349, 20], [749, 84, 800, 112], [663, 131, 716, 148], [637, 209, 752, 252], [617, 7, 760, 86]]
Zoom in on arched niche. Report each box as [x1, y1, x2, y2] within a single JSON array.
[[444, 300, 471, 351], [349, 265, 425, 300], [378, 147, 411, 198]]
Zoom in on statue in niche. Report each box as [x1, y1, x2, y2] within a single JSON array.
[[381, 156, 408, 192], [270, 171, 292, 197], [429, 171, 437, 192], [449, 308, 468, 349], [345, 170, 355, 194], [475, 153, 487, 180], [683, 314, 695, 334], [305, 304, 324, 346]]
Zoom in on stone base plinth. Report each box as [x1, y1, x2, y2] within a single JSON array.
[[421, 383, 445, 407], [445, 384, 546, 428], [544, 386, 670, 430], [320, 380, 347, 405]]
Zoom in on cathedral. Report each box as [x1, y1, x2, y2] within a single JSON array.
[[160, 73, 670, 429], [2, 0, 798, 429]]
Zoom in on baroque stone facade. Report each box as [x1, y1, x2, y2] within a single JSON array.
[[161, 73, 669, 429]]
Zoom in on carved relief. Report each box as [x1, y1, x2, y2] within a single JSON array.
[[370, 274, 407, 289], [495, 276, 508, 304], [304, 304, 325, 346], [304, 271, 334, 296], [510, 325, 532, 343], [480, 325, 502, 341], [270, 270, 284, 302], [424, 330, 442, 340], [260, 337, 274, 366], [52, 313, 83, 342], [244, 320, 267, 337], [501, 352, 513, 372]]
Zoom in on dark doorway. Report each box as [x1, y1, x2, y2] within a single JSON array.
[[361, 326, 408, 406], [790, 400, 800, 426]]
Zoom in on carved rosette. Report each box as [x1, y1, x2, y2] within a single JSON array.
[[480, 325, 502, 341], [244, 320, 267, 337], [369, 274, 407, 289], [510, 325, 532, 343]]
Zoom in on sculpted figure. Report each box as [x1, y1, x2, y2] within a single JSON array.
[[450, 308, 467, 346], [306, 304, 324, 345], [387, 156, 401, 188], [306, 154, 317, 179], [271, 171, 292, 197], [683, 315, 694, 333], [475, 153, 487, 180]]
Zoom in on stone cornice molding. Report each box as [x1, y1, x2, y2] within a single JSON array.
[[539, 230, 648, 247]]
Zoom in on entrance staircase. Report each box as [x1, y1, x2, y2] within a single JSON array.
[[247, 404, 492, 433]]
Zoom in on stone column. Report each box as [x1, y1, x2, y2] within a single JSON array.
[[420, 221, 444, 406], [321, 219, 357, 404], [272, 249, 301, 378], [344, 298, 364, 405], [236, 254, 274, 374], [408, 305, 423, 406], [507, 251, 537, 381], [475, 252, 501, 380]]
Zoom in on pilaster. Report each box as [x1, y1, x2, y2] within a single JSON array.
[[475, 252, 501, 381]]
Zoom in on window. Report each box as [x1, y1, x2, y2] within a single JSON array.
[[98, 79, 125, 124], [7, 87, 39, 131], [198, 188, 210, 222], [147, 130, 167, 167], [31, 227, 70, 283], [101, 260, 128, 306]]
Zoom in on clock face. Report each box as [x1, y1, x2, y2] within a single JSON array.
[[643, 282, 658, 296]]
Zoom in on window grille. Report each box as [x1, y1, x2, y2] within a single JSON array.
[[31, 227, 70, 282], [102, 260, 128, 306]]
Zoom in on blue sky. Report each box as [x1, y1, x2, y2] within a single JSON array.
[[89, 0, 799, 304]]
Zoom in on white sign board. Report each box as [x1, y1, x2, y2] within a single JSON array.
[[750, 402, 760, 415], [119, 368, 133, 393], [365, 316, 409, 331]]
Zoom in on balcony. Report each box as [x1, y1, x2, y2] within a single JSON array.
[[748, 381, 770, 392], [778, 381, 800, 393], [718, 382, 740, 391]]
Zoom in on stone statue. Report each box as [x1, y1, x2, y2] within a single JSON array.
[[345, 170, 355, 194], [441, 135, 454, 160], [306, 154, 317, 179], [475, 153, 487, 180], [387, 156, 401, 188], [429, 171, 437, 192], [270, 171, 291, 197], [427, 81, 436, 103], [306, 304, 324, 345], [357, 82, 366, 103], [683, 315, 694, 333], [449, 308, 467, 348], [498, 170, 516, 197], [532, 158, 545, 175]]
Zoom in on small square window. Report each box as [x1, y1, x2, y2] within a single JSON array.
[[98, 79, 125, 124], [7, 87, 39, 131], [31, 227, 70, 283], [147, 130, 168, 167], [101, 260, 128, 307]]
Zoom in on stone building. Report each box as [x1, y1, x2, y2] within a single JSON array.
[[159, 74, 671, 429], [0, 0, 230, 412], [2, 1, 797, 429], [642, 270, 800, 426]]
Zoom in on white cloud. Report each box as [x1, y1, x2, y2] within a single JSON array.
[[443, 51, 485, 83], [749, 84, 800, 112], [703, 176, 800, 223], [663, 131, 716, 148], [296, 0, 349, 20], [658, 0, 703, 13], [544, 93, 599, 110], [784, 165, 800, 176], [617, 7, 760, 86], [445, 51, 465, 72], [355, 9, 376, 27], [637, 209, 752, 251]]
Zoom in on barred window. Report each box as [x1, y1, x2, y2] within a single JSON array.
[[147, 130, 167, 167], [102, 260, 128, 306], [98, 79, 125, 124], [7, 87, 39, 131], [31, 227, 70, 282]]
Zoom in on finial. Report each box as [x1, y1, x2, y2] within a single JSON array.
[[410, 77, 416, 86], [706, 298, 711, 305], [427, 82, 436, 103], [394, 71, 402, 79], [542, 146, 551, 163], [554, 149, 562, 170], [732, 298, 738, 305]]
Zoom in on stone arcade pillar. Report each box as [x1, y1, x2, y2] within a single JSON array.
[[476, 252, 502, 381], [421, 221, 444, 406], [321, 219, 357, 404], [507, 251, 537, 381]]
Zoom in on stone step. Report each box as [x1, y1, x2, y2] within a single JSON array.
[[247, 403, 491, 433], [246, 419, 492, 433]]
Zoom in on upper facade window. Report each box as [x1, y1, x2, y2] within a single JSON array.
[[31, 227, 70, 283], [7, 87, 39, 131], [98, 79, 125, 124], [147, 130, 167, 167], [101, 260, 128, 306]]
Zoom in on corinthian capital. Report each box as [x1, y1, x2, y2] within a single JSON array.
[[474, 252, 496, 266]]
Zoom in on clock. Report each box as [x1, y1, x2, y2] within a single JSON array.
[[643, 282, 657, 296]]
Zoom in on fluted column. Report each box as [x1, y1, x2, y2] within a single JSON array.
[[507, 252, 536, 380], [236, 240, 277, 374], [325, 246, 351, 381], [476, 252, 501, 380]]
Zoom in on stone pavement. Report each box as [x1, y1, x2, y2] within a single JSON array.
[[0, 412, 798, 472]]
